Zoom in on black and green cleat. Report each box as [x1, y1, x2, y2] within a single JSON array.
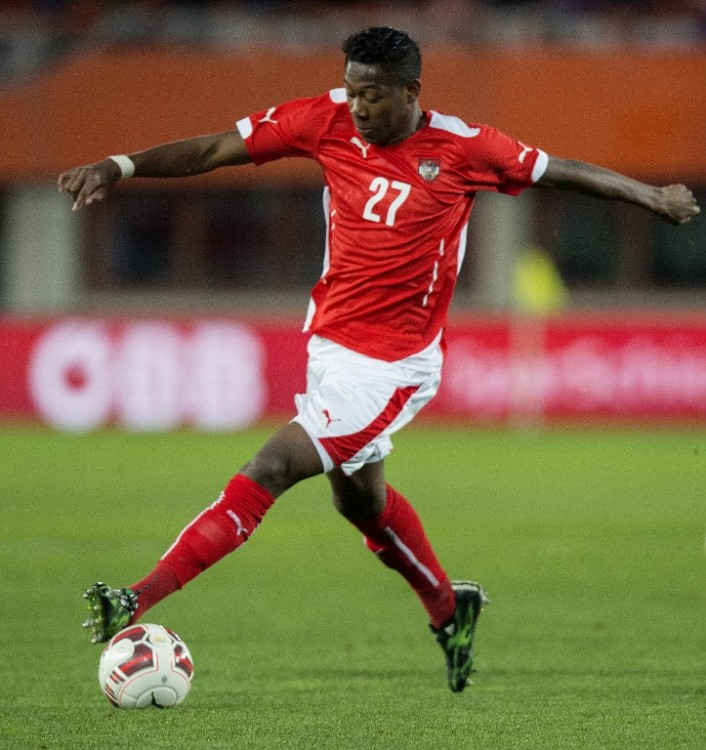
[[82, 582, 138, 644], [432, 580, 489, 693]]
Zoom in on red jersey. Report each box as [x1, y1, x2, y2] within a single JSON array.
[[236, 89, 547, 361]]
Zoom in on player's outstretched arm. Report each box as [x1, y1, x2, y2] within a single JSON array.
[[57, 130, 252, 212], [535, 156, 700, 225]]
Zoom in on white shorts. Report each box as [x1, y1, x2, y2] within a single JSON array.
[[291, 334, 443, 475]]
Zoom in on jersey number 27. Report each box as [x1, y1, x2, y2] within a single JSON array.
[[362, 177, 411, 227]]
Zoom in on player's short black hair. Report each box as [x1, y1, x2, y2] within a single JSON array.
[[342, 27, 421, 86]]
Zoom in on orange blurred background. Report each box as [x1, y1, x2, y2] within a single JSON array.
[[1, 47, 704, 184]]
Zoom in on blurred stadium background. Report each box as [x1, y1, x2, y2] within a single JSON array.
[[1, 6, 704, 749], [0, 0, 705, 429]]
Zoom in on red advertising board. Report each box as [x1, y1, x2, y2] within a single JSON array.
[[438, 315, 706, 423], [0, 317, 307, 431], [1, 314, 705, 430]]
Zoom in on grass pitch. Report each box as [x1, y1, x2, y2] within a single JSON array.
[[0, 425, 703, 749]]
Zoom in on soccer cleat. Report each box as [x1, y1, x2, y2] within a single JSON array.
[[432, 580, 489, 693], [82, 582, 138, 644]]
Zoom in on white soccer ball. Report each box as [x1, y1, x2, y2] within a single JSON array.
[[98, 623, 194, 709]]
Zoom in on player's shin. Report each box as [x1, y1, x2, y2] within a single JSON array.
[[350, 484, 455, 629], [129, 474, 275, 619]]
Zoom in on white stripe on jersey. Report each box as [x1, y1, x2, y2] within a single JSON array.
[[457, 222, 469, 274], [329, 88, 347, 103], [429, 111, 481, 138], [303, 186, 332, 332], [422, 239, 445, 308]]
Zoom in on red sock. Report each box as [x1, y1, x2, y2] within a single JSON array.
[[128, 561, 180, 624], [128, 474, 275, 622], [350, 484, 455, 629]]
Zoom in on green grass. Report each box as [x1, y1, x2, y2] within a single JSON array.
[[0, 425, 704, 749]]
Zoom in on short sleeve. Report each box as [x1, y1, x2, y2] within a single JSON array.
[[235, 93, 333, 165], [463, 125, 548, 196]]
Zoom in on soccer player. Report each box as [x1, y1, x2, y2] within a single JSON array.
[[58, 26, 699, 693]]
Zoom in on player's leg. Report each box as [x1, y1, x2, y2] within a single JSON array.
[[83, 422, 322, 643], [133, 422, 322, 598], [329, 463, 488, 693], [328, 461, 456, 630], [296, 335, 459, 628]]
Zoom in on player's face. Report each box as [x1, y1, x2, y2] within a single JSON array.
[[344, 61, 421, 146]]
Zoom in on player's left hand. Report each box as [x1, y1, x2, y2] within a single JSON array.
[[656, 184, 700, 225]]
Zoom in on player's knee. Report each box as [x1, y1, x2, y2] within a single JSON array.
[[242, 449, 298, 497], [241, 422, 323, 497], [241, 445, 311, 497], [331, 487, 384, 521]]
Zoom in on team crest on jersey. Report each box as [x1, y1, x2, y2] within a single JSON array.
[[418, 159, 441, 181]]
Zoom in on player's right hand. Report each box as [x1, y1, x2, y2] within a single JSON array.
[[57, 159, 122, 212]]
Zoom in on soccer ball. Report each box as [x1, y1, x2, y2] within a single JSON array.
[[98, 623, 194, 708]]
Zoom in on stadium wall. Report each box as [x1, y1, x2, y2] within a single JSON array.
[[2, 314, 705, 430], [0, 48, 705, 183]]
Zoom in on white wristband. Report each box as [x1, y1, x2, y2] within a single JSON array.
[[108, 154, 136, 179]]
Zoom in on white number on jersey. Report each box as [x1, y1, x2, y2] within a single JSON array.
[[362, 177, 411, 227]]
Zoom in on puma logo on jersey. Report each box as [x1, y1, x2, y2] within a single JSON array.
[[518, 144, 533, 164], [260, 107, 278, 124], [351, 137, 371, 159], [322, 409, 342, 428]]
